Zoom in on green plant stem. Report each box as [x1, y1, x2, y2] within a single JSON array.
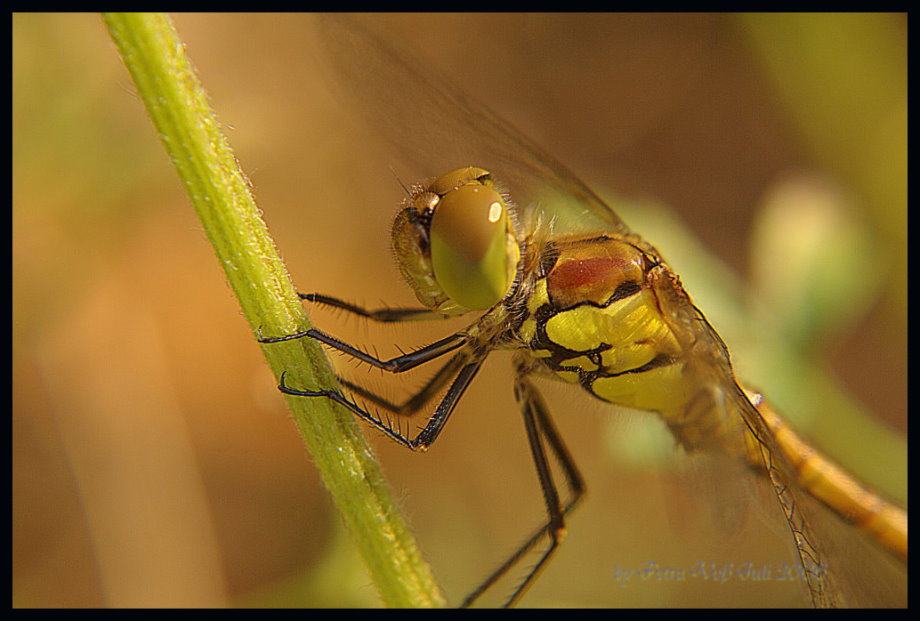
[[102, 12, 444, 608]]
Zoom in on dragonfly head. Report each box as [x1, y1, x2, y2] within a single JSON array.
[[391, 167, 521, 314]]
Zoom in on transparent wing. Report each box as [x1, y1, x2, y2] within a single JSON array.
[[316, 15, 629, 236], [656, 278, 906, 607]]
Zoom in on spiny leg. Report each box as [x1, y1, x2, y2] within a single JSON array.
[[261, 296, 477, 438], [278, 350, 486, 451], [267, 296, 471, 417], [299, 292, 450, 322], [261, 324, 467, 374], [262, 286, 495, 446], [260, 322, 467, 373], [337, 350, 470, 417], [461, 364, 585, 608], [260, 289, 470, 371]]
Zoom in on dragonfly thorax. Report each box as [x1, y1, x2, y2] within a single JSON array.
[[391, 167, 521, 315], [515, 235, 701, 417]]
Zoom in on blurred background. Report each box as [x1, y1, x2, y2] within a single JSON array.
[[13, 13, 905, 607]]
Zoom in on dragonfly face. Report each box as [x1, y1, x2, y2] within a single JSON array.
[[392, 167, 520, 314]]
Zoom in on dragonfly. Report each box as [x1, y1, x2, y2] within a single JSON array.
[[261, 16, 906, 607]]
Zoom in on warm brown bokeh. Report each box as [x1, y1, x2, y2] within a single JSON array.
[[13, 13, 905, 607]]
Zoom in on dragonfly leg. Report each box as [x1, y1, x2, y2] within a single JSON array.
[[462, 364, 585, 608], [300, 292, 451, 322], [278, 353, 486, 451], [260, 326, 467, 373], [337, 351, 469, 417]]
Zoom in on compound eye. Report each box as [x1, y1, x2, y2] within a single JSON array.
[[428, 166, 490, 196], [429, 182, 515, 310]]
